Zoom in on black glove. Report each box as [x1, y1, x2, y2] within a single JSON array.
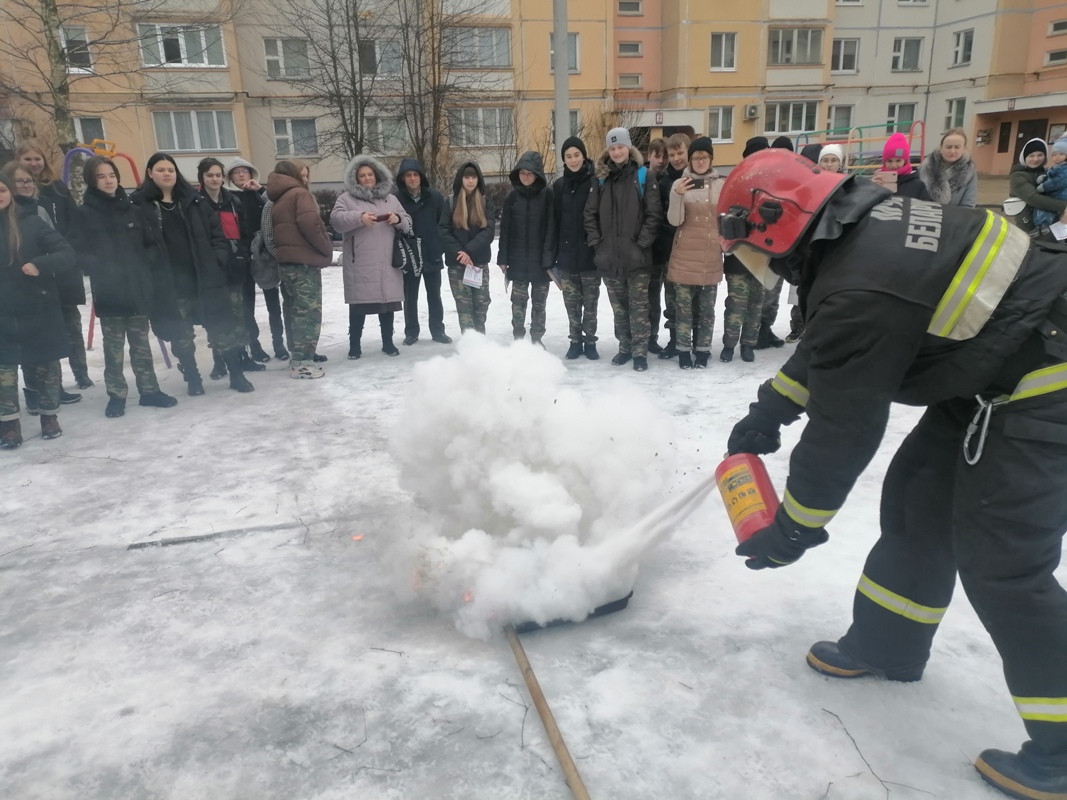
[[727, 405, 783, 456], [735, 510, 829, 570]]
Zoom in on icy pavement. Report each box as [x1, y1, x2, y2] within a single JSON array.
[[0, 264, 1029, 799]]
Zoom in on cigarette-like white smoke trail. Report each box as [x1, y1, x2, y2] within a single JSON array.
[[390, 335, 713, 639]]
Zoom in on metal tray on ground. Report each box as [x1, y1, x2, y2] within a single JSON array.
[[512, 591, 634, 635]]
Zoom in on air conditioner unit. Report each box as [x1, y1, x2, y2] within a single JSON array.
[[743, 104, 761, 121]]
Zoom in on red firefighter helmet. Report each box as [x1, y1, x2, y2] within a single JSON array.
[[718, 149, 850, 258]]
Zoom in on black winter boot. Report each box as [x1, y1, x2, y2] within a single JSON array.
[[22, 388, 40, 416], [720, 347, 734, 363], [349, 309, 365, 359], [381, 315, 399, 356], [224, 348, 255, 393], [647, 338, 663, 355], [210, 350, 227, 380], [176, 349, 204, 396], [806, 641, 925, 682], [240, 349, 266, 372], [976, 748, 1067, 800], [75, 373, 94, 390], [678, 352, 692, 370], [60, 390, 81, 404], [273, 338, 290, 361], [694, 351, 710, 368], [105, 397, 126, 418], [249, 339, 271, 362], [565, 342, 584, 360], [632, 356, 648, 372], [584, 342, 599, 360], [139, 391, 177, 408], [740, 345, 755, 362], [611, 351, 632, 366], [755, 324, 785, 349], [659, 335, 680, 359]]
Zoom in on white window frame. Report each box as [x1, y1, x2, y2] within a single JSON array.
[[831, 38, 859, 73], [365, 116, 407, 154], [1049, 20, 1067, 36], [138, 23, 226, 68], [952, 30, 973, 66], [710, 32, 737, 71], [944, 98, 966, 131], [764, 101, 819, 134], [827, 105, 854, 139], [152, 109, 237, 152], [708, 106, 733, 142], [1047, 49, 1067, 66], [618, 41, 642, 57], [264, 38, 310, 79], [448, 107, 515, 148], [61, 26, 92, 73], [551, 109, 581, 143], [273, 118, 318, 156], [617, 0, 642, 16], [359, 39, 402, 76], [891, 37, 923, 72], [549, 32, 580, 73], [74, 117, 105, 144], [448, 27, 511, 68], [769, 28, 823, 66], [886, 102, 917, 135], [618, 73, 642, 88], [836, 0, 861, 4], [898, 0, 928, 4]]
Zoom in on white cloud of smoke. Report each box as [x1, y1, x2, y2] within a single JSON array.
[[389, 335, 714, 640]]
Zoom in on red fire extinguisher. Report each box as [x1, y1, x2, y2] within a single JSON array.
[[715, 453, 780, 544]]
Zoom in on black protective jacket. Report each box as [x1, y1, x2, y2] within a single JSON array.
[[550, 161, 596, 274], [497, 151, 555, 283], [752, 182, 1067, 529], [36, 180, 85, 305], [395, 157, 446, 270]]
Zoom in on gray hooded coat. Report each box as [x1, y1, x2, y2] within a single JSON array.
[[331, 154, 413, 305]]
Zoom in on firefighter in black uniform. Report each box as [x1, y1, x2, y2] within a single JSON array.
[[717, 148, 1067, 800]]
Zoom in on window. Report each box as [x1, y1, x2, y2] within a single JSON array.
[[1047, 49, 1067, 66], [358, 39, 402, 76], [550, 109, 580, 143], [618, 73, 642, 88], [710, 33, 736, 71], [764, 101, 818, 134], [448, 27, 510, 68], [891, 37, 922, 71], [264, 38, 309, 78], [273, 118, 318, 155], [898, 0, 928, 4], [618, 1, 642, 15], [139, 24, 225, 67], [830, 38, 858, 72], [153, 110, 236, 151], [449, 107, 514, 147], [997, 121, 1012, 153], [549, 32, 579, 73], [952, 30, 973, 66], [61, 26, 92, 72], [836, 0, 861, 4], [366, 117, 406, 153], [74, 117, 105, 144], [769, 28, 823, 66], [618, 41, 642, 57], [827, 105, 853, 138], [708, 107, 733, 141], [886, 103, 916, 134], [1051, 20, 1067, 35], [944, 98, 966, 130]]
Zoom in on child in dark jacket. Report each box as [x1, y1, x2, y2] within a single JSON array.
[[497, 151, 555, 346], [551, 137, 600, 361], [439, 161, 495, 334]]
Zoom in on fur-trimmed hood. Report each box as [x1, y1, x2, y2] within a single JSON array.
[[342, 154, 394, 200], [594, 146, 644, 181]]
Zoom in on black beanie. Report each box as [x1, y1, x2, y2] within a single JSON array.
[[1022, 139, 1048, 161], [742, 137, 769, 158], [560, 136, 588, 160], [772, 136, 795, 151], [799, 143, 822, 163], [688, 136, 714, 160]]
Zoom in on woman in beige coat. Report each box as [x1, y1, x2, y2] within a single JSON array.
[[666, 137, 723, 369]]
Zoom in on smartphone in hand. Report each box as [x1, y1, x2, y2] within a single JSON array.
[[688, 177, 705, 190], [874, 170, 898, 190], [375, 212, 393, 222]]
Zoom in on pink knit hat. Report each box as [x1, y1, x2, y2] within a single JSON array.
[[882, 133, 913, 175]]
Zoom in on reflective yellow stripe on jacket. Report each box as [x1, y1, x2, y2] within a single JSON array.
[[928, 211, 1031, 341], [1013, 696, 1067, 723], [857, 574, 948, 625], [770, 371, 809, 408], [782, 489, 837, 528], [1009, 363, 1067, 403]]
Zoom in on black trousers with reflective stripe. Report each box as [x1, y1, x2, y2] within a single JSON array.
[[840, 396, 1067, 766]]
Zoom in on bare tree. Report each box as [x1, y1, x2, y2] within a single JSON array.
[[0, 0, 243, 151]]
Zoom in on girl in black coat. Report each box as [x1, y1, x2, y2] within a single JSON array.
[[131, 152, 252, 396], [0, 174, 76, 449], [438, 161, 495, 334], [73, 156, 177, 418], [16, 139, 92, 389], [497, 151, 555, 344], [551, 136, 600, 360]]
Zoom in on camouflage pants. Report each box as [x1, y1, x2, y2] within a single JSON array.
[[63, 304, 89, 382], [603, 270, 651, 358], [674, 283, 717, 351], [170, 297, 241, 360], [723, 272, 766, 348], [221, 286, 250, 349], [760, 276, 784, 327], [100, 315, 160, 400], [0, 361, 61, 420], [511, 281, 550, 340], [278, 263, 323, 362], [561, 271, 600, 343], [447, 264, 491, 333]]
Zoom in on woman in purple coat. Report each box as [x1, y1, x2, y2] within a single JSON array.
[[331, 155, 412, 359]]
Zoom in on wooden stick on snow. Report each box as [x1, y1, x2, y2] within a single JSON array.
[[504, 624, 592, 800]]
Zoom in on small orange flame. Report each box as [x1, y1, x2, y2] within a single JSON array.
[[351, 535, 364, 541], [463, 589, 474, 603]]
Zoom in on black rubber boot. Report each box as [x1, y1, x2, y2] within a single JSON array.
[[806, 641, 926, 682], [249, 339, 271, 362], [678, 352, 693, 370], [976, 748, 1067, 800], [240, 349, 266, 372], [740, 345, 756, 363], [720, 346, 734, 363], [175, 348, 204, 396], [105, 397, 126, 418], [224, 348, 255, 393], [210, 350, 227, 380], [694, 351, 710, 369], [565, 342, 584, 360], [584, 342, 600, 360], [611, 351, 632, 366], [632, 356, 648, 372]]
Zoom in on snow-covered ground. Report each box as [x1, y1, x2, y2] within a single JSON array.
[[0, 260, 1037, 799]]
